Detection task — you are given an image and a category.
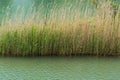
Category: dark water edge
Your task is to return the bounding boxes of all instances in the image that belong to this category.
[0,53,120,57]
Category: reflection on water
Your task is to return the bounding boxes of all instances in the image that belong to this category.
[0,57,120,80]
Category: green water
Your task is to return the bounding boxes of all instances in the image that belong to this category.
[0,57,120,80]
[0,1,120,79]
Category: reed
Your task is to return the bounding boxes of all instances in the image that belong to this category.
[0,1,120,56]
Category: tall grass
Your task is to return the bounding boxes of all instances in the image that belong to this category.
[0,1,120,56]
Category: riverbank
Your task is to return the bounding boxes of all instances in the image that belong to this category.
[0,1,120,56]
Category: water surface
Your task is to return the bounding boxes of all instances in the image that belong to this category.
[0,57,120,80]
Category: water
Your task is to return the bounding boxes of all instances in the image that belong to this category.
[0,1,120,79]
[0,57,120,80]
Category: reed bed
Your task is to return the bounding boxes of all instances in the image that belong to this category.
[0,1,120,56]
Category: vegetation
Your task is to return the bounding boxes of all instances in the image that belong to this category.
[0,1,120,56]
[89,0,119,18]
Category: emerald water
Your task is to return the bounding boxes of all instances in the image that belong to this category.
[0,57,120,80]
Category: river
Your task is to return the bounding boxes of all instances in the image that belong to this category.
[0,0,120,80]
[0,57,120,80]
